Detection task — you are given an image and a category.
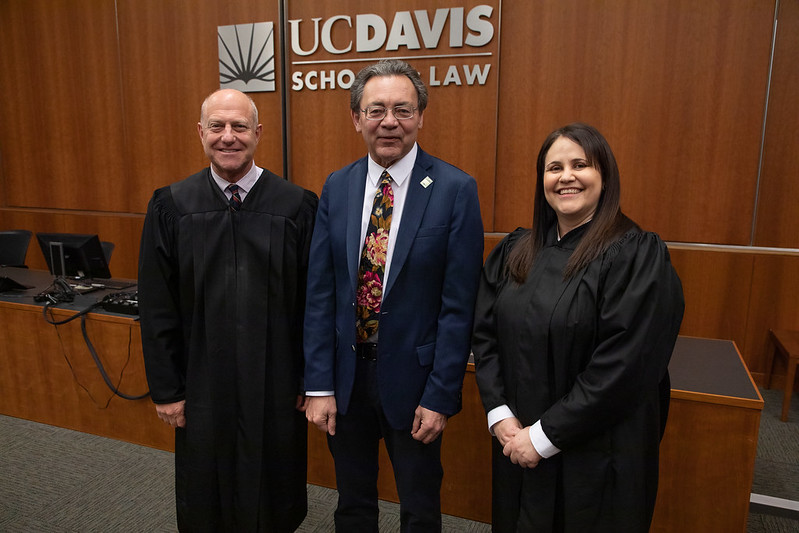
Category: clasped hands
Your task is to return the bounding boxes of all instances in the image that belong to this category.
[492,417,542,469]
[305,396,447,444]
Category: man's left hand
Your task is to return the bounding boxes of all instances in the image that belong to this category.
[411,406,448,444]
[502,425,542,468]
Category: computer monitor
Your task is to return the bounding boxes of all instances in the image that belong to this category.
[35,233,112,280]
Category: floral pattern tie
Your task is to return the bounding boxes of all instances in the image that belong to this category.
[356,171,394,342]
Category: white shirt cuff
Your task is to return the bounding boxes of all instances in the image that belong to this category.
[305,391,334,396]
[486,405,516,435]
[529,420,561,458]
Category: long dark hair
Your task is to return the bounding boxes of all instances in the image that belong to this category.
[507,123,636,283]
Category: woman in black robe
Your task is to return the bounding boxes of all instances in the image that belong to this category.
[472,123,684,532]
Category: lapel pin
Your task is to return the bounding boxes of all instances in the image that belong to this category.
[420,176,433,188]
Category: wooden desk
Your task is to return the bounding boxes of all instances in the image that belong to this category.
[0,267,172,450]
[0,276,761,528]
[651,336,763,532]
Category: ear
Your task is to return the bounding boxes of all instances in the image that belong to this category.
[418,110,424,129]
[254,123,263,143]
[351,109,362,132]
[197,122,204,140]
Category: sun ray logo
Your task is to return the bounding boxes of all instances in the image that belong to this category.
[218,22,276,92]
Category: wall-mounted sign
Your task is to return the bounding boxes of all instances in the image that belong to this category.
[287,5,498,92]
[218,22,276,92]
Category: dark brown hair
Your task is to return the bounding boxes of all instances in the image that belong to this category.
[507,123,636,283]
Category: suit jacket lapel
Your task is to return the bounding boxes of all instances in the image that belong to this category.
[384,150,435,298]
[347,158,369,295]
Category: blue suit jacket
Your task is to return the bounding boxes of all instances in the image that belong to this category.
[304,148,484,429]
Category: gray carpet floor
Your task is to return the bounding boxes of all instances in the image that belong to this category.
[0,388,796,532]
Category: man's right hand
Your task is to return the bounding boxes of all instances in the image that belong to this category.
[306,396,337,435]
[492,416,523,447]
[155,400,186,428]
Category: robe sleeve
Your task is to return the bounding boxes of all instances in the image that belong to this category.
[294,189,319,392]
[472,228,527,414]
[540,231,684,449]
[138,188,186,404]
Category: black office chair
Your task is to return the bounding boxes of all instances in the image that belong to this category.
[0,230,33,267]
[101,241,115,264]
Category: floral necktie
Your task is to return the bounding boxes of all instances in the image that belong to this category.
[356,171,394,342]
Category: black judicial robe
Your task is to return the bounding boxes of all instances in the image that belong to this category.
[138,168,318,532]
[473,223,684,533]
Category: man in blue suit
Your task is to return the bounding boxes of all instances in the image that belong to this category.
[304,59,484,532]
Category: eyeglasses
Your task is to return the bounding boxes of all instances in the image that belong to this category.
[360,105,417,121]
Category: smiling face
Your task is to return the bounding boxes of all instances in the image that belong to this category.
[351,75,424,168]
[543,136,603,235]
[197,89,262,183]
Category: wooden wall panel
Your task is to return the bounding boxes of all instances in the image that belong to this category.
[0,0,127,212]
[743,253,799,381]
[285,1,499,231]
[115,0,285,214]
[0,302,172,450]
[0,209,144,280]
[494,0,773,243]
[754,0,799,247]
[667,247,754,350]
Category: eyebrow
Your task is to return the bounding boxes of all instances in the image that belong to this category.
[365,100,413,107]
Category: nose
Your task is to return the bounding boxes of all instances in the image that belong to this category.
[559,166,575,182]
[221,125,236,142]
[380,111,399,127]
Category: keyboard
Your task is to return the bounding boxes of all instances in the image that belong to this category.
[99,291,139,315]
[67,278,137,293]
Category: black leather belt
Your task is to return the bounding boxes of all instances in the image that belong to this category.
[356,342,378,361]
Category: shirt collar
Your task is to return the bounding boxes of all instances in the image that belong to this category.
[210,162,262,193]
[366,143,417,187]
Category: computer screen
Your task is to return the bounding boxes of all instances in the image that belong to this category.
[35,233,112,280]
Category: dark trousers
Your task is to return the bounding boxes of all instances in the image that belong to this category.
[327,358,443,533]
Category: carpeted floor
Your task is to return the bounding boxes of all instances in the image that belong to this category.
[0,388,796,532]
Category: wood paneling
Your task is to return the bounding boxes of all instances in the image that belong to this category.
[0,209,144,279]
[494,0,773,243]
[667,246,754,349]
[652,397,760,532]
[0,301,172,450]
[285,1,499,231]
[744,253,799,380]
[115,0,285,214]
[754,0,799,247]
[0,0,127,212]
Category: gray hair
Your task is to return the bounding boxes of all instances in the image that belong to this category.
[200,89,259,126]
[349,59,428,112]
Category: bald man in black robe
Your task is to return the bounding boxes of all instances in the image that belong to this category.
[138,89,317,532]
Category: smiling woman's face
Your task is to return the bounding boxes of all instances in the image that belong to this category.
[543,136,603,235]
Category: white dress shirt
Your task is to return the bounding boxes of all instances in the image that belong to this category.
[359,143,417,292]
[210,162,263,202]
